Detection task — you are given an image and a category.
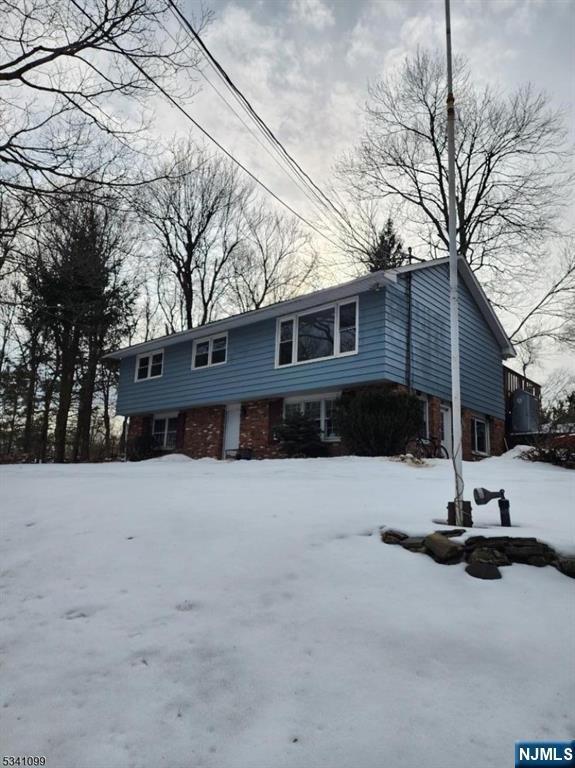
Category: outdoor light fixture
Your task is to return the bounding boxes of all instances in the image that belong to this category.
[473,488,511,527]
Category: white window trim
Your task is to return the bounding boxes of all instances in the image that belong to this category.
[274,297,359,369]
[191,332,228,370]
[152,412,179,450]
[283,392,341,442]
[134,349,164,382]
[471,414,491,456]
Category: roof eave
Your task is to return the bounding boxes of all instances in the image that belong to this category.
[103,270,396,361]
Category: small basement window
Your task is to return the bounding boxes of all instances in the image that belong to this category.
[192,334,228,369]
[472,416,490,455]
[135,350,163,381]
[152,415,178,450]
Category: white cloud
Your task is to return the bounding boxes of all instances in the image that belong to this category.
[289,0,335,30]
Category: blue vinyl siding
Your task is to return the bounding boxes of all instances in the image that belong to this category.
[116,263,505,419]
[117,291,387,415]
[383,264,504,418]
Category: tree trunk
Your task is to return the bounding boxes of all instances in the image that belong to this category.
[22,332,39,454]
[5,387,19,455]
[39,376,55,462]
[102,368,112,458]
[54,325,81,462]
[76,336,100,462]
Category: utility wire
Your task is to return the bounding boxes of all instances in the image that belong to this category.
[156,18,336,231]
[69,0,342,249]
[166,0,361,241]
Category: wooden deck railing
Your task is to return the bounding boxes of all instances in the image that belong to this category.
[503,365,541,401]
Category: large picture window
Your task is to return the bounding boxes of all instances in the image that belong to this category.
[135,350,163,381]
[276,298,358,367]
[192,334,228,369]
[283,395,340,441]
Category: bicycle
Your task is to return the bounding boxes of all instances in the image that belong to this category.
[404,435,449,459]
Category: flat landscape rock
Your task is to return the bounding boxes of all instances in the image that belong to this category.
[381,529,409,545]
[554,558,575,579]
[467,547,512,567]
[465,562,502,580]
[400,536,427,552]
[424,533,464,564]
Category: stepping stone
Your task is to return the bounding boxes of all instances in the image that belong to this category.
[465,563,502,580]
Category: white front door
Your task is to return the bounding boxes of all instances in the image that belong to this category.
[440,404,452,457]
[223,404,241,457]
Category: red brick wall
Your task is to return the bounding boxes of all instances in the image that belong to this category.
[490,416,506,456]
[461,409,506,460]
[127,415,149,441]
[239,399,284,459]
[127,389,507,462]
[182,406,225,459]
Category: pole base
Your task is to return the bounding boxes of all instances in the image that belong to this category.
[447,500,473,527]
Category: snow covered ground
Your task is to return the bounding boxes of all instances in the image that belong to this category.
[1,452,574,768]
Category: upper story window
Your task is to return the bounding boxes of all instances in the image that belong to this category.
[276,298,358,367]
[192,333,228,369]
[135,350,163,381]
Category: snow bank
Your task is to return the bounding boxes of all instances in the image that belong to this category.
[1,453,573,768]
[144,452,194,463]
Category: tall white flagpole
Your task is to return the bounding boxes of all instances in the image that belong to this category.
[444,0,465,525]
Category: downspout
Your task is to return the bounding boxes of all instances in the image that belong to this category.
[123,416,130,462]
[405,249,413,392]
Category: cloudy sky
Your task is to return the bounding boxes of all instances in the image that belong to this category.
[162,0,574,380]
[176,0,573,205]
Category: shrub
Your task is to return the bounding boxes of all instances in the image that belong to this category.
[274,411,328,458]
[126,434,154,461]
[522,434,575,470]
[335,386,423,456]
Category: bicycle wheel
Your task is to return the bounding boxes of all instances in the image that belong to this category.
[404,438,426,459]
[435,444,449,459]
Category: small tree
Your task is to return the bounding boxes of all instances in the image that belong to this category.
[274,412,327,458]
[336,386,423,456]
[365,217,407,272]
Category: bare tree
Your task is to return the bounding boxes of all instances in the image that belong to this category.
[505,238,575,349]
[137,143,252,329]
[339,49,574,347]
[341,50,571,268]
[226,203,317,313]
[0,0,211,195]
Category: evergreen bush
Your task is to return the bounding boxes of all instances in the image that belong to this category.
[336,386,423,456]
[274,411,328,458]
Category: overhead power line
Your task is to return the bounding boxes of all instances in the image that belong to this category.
[70,0,342,249]
[156,18,336,230]
[165,0,361,240]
